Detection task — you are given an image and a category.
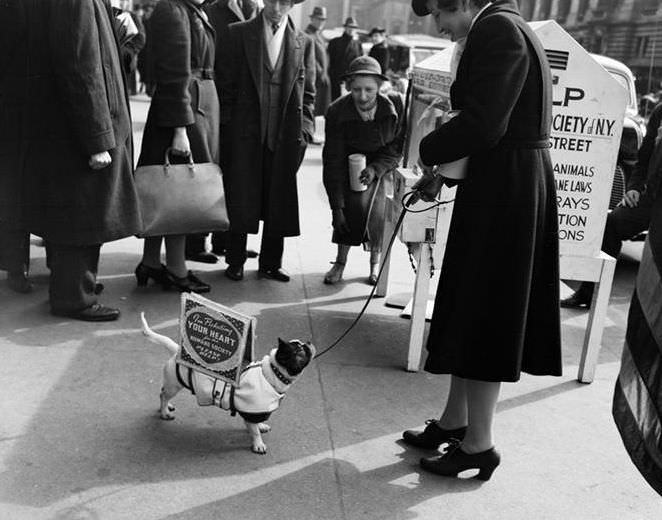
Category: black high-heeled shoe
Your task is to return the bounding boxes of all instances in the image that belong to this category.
[135,263,171,289]
[162,267,210,293]
[420,439,501,481]
[402,420,467,450]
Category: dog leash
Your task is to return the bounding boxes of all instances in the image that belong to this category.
[314,190,454,360]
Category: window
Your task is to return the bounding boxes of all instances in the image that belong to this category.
[635,35,649,58]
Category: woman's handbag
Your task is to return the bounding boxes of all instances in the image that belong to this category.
[134,149,229,237]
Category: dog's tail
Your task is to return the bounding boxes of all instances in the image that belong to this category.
[140,312,179,356]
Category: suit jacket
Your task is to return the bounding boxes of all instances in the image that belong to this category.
[218,14,315,236]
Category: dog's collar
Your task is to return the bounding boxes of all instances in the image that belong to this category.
[270,362,293,386]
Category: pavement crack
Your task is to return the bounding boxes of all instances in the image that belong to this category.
[297,243,348,520]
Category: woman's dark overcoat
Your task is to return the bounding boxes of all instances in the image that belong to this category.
[15,0,142,246]
[138,0,220,168]
[218,15,316,237]
[323,92,404,249]
[419,0,562,382]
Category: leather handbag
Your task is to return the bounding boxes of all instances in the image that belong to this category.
[134,149,229,237]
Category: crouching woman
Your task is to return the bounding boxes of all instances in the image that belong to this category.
[322,56,405,285]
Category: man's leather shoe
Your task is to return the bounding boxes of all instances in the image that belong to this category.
[52,303,120,322]
[7,271,32,294]
[225,265,244,281]
[185,252,218,264]
[258,267,290,282]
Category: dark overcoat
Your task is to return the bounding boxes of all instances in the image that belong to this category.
[17,0,141,246]
[305,24,331,117]
[368,41,390,75]
[218,15,316,237]
[419,0,562,382]
[138,0,220,168]
[327,33,362,84]
[0,0,28,230]
[323,92,404,248]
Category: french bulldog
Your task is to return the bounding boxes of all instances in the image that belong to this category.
[140,312,315,454]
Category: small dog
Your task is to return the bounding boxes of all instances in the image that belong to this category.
[140,313,315,454]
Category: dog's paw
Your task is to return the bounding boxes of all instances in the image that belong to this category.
[251,440,267,454]
[160,412,175,421]
[258,423,271,433]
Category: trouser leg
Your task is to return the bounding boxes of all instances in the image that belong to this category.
[259,235,284,270]
[211,231,229,254]
[601,203,651,259]
[185,233,208,255]
[48,243,100,313]
[0,225,29,273]
[226,232,248,267]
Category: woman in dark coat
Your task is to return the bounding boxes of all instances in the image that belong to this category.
[401,0,562,480]
[322,56,404,285]
[135,0,220,293]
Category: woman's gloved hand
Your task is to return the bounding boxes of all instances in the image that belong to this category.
[359,165,377,185]
[332,208,350,234]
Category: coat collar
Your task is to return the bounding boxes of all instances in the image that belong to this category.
[474,0,520,26]
[335,93,398,124]
[182,0,216,34]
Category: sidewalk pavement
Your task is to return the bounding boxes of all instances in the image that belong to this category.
[0,98,659,520]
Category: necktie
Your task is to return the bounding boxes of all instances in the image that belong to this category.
[272,23,279,35]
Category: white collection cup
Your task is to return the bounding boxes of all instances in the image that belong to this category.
[348,153,368,192]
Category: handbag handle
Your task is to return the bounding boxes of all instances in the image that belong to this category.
[164,147,195,174]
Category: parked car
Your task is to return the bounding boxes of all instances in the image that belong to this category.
[591,53,646,209]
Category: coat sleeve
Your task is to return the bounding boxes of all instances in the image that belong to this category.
[627,104,662,193]
[302,35,316,139]
[49,0,116,155]
[322,104,347,210]
[419,14,529,166]
[218,23,239,126]
[148,0,194,127]
[369,94,405,177]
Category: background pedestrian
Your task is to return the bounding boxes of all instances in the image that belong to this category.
[328,16,363,101]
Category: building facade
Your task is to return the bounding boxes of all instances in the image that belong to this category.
[522,0,662,94]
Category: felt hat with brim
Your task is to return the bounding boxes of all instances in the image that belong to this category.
[411,0,432,16]
[310,6,327,19]
[341,56,388,81]
[343,16,359,28]
[368,26,386,36]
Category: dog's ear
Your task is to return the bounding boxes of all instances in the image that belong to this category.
[277,337,290,351]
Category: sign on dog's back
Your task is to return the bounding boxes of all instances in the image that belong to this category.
[177,293,256,386]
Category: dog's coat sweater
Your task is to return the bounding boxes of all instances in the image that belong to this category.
[176,355,285,423]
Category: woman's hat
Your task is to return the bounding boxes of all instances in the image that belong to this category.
[368,27,386,36]
[343,16,359,28]
[310,6,327,19]
[411,0,431,16]
[341,56,388,81]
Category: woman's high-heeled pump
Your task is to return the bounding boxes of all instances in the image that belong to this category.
[135,263,171,289]
[402,419,467,450]
[420,439,501,481]
[162,267,210,294]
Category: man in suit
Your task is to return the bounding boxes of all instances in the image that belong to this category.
[304,6,331,120]
[327,16,362,101]
[218,0,315,282]
[562,102,662,308]
[11,0,142,321]
[184,0,262,264]
[368,27,390,75]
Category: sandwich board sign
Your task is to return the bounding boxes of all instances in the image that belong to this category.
[409,20,627,257]
[177,293,255,386]
[530,20,627,257]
